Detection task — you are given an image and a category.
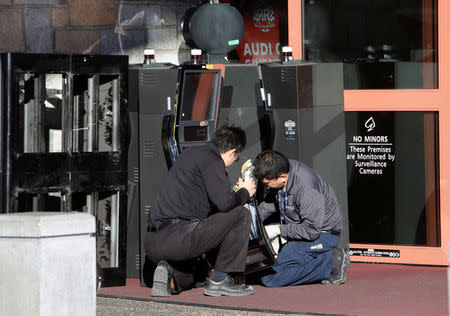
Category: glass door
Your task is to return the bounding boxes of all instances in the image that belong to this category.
[288,0,449,265]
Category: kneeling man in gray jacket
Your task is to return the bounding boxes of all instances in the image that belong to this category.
[254,150,349,287]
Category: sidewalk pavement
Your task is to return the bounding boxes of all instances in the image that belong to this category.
[97,296,310,316]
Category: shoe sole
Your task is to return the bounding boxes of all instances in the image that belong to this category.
[332,249,350,285]
[204,288,254,297]
[151,263,171,297]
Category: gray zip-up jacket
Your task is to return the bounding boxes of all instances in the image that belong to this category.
[258,160,343,241]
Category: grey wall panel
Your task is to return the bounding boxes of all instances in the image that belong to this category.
[221,65,262,109]
[136,67,178,115]
[270,109,300,161]
[310,63,344,108]
[138,113,170,284]
[126,111,140,278]
[219,64,266,182]
[262,63,344,110]
[127,65,178,280]
[218,107,267,182]
[298,105,349,247]
[128,71,139,112]
[261,65,298,109]
[261,62,349,248]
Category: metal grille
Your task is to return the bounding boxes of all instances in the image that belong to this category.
[140,72,156,85]
[143,140,154,158]
[281,68,296,84]
[135,254,141,270]
[133,167,139,184]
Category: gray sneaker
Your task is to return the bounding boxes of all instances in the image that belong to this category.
[151,261,172,297]
[204,276,254,297]
[321,248,350,285]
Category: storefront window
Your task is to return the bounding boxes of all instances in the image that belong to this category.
[303,0,437,89]
[233,0,288,64]
[346,111,440,246]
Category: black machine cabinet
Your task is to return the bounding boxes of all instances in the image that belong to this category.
[218,64,273,180]
[135,64,225,285]
[177,63,277,274]
[133,63,278,285]
[127,64,179,280]
[217,63,277,273]
[176,66,222,153]
[259,62,349,248]
[0,53,129,286]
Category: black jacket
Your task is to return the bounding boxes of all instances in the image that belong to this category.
[148,142,250,228]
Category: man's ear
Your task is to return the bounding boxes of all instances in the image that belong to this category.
[221,149,235,157]
[222,148,236,155]
[279,173,288,183]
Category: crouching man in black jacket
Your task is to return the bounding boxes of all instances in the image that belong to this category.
[145,124,256,297]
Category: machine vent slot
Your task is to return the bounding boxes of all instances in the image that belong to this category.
[143,140,154,158]
[144,205,151,215]
[135,254,140,270]
[281,68,296,84]
[133,167,139,183]
[140,72,156,85]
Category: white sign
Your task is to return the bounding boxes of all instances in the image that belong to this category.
[347,116,395,176]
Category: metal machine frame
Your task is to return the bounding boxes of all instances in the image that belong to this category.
[0,53,129,286]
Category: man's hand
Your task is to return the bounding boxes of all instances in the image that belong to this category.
[265,224,281,240]
[238,176,256,197]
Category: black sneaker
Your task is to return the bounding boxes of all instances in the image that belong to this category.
[321,248,350,285]
[204,275,254,297]
[151,261,172,297]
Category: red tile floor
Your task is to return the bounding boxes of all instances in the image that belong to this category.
[99,263,449,315]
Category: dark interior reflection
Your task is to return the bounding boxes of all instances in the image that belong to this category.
[303,0,437,89]
[346,111,440,246]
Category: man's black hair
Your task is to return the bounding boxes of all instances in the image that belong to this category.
[254,150,290,181]
[211,124,246,154]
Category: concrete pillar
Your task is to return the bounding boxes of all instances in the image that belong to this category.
[0,212,96,316]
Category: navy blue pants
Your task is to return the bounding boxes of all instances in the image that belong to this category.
[261,232,340,287]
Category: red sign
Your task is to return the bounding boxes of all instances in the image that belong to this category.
[235,0,281,64]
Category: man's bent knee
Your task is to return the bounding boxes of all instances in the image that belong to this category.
[230,205,251,228]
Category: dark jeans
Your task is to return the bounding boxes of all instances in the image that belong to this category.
[261,232,340,287]
[144,206,251,292]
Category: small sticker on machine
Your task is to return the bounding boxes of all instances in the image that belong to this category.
[284,120,296,140]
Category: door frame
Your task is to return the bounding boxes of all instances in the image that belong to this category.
[287,0,449,265]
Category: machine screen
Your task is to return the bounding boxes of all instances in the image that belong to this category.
[183,126,208,141]
[180,71,219,121]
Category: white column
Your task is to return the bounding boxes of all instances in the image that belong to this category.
[0,212,96,316]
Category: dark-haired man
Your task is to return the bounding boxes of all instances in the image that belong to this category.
[145,124,256,297]
[253,150,349,287]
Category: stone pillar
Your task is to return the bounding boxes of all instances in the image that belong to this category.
[0,212,96,316]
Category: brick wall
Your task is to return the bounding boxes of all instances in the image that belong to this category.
[0,0,197,64]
